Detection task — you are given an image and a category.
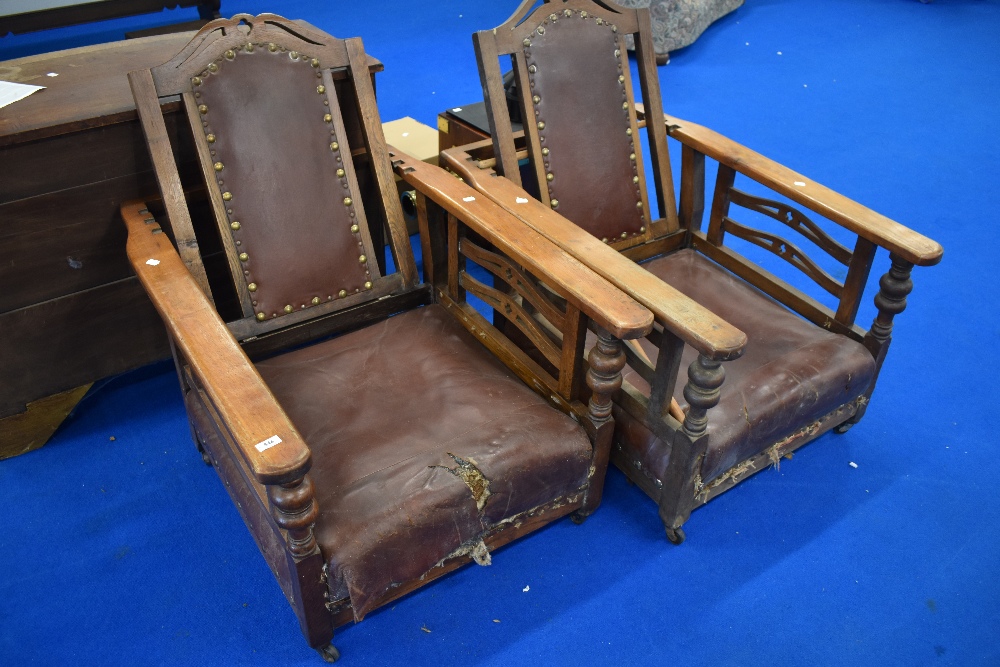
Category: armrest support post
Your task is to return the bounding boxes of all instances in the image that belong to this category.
[579,329,627,516]
[867,253,914,354]
[267,474,320,559]
[681,355,725,441]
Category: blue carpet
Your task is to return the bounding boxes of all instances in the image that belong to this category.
[2,1,998,665]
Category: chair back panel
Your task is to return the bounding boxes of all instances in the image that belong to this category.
[525,13,646,242]
[195,46,376,321]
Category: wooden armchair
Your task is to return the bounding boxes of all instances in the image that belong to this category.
[122,14,652,661]
[444,0,943,544]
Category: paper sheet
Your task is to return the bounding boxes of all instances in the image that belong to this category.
[0,80,45,110]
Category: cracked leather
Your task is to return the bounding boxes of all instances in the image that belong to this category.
[524,14,645,240]
[609,250,875,484]
[256,305,592,619]
[198,49,370,319]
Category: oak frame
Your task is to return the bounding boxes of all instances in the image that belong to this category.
[452,0,943,543]
[122,13,652,660]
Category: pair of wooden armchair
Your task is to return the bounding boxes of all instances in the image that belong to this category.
[122,3,940,662]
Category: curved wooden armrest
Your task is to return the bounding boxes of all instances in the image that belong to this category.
[388,148,654,341]
[440,147,747,362]
[646,108,943,267]
[121,200,311,486]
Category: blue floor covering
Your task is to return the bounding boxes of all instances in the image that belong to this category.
[1,1,998,665]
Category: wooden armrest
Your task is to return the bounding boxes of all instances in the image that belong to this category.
[388,148,653,341]
[637,105,943,267]
[121,200,311,485]
[440,147,747,362]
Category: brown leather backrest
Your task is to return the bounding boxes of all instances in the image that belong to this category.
[475,0,678,248]
[136,14,416,336]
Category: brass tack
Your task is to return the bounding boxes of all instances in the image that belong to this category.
[290,51,299,60]
[619,75,625,83]
[337,168,346,177]
[550,199,559,209]
[208,63,219,73]
[546,173,554,181]
[612,24,618,32]
[198,104,209,114]
[615,49,621,58]
[523,38,531,47]
[311,296,320,305]
[633,176,640,183]
[230,221,240,230]
[344,197,353,206]
[214,162,224,172]
[364,281,373,290]
[268,43,277,52]
[596,18,604,25]
[529,64,537,73]
[626,128,632,135]
[640,226,646,232]
[222,191,232,201]
[324,113,333,123]
[245,43,255,52]
[311,58,320,67]
[239,252,249,261]
[192,76,202,86]
[629,153,636,161]
[247,283,257,292]
[350,224,359,233]
[284,305,293,313]
[256,312,266,321]
[601,237,608,243]
[541,147,550,156]
[317,85,326,94]
[338,289,347,298]
[225,49,235,60]
[564,9,572,17]
[621,231,628,239]
[206,134,216,143]
[359,254,367,263]
[550,13,558,21]
[537,26,545,35]
[622,102,629,110]
[636,201,643,209]
[581,11,588,18]
[533,95,541,104]
[330,141,339,151]
[537,121,545,130]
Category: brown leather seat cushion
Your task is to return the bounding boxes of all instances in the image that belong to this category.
[256,305,592,619]
[615,249,875,485]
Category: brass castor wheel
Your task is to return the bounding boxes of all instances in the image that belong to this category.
[570,511,588,525]
[318,644,340,663]
[665,527,685,545]
[834,421,854,434]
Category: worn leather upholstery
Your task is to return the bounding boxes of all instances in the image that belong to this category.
[197,46,373,320]
[256,305,592,619]
[614,250,875,485]
[524,11,645,241]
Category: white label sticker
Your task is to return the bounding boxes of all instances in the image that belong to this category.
[145,258,160,266]
[452,107,463,112]
[47,72,59,77]
[515,197,529,204]
[462,196,476,202]
[793,181,806,187]
[254,435,283,452]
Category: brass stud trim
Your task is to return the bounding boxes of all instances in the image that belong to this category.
[324,113,333,123]
[224,49,235,60]
[550,199,559,209]
[245,43,255,53]
[541,147,550,156]
[268,43,277,52]
[364,281,373,290]
[633,176,640,183]
[636,201,643,209]
[338,289,347,298]
[359,255,367,264]
[330,141,339,151]
[629,153,636,161]
[317,85,326,94]
[198,104,209,114]
[621,232,628,239]
[564,9,572,17]
[523,38,531,47]
[230,221,241,230]
[537,121,545,130]
[619,75,625,83]
[289,51,299,60]
[311,296,320,305]
[615,49,621,58]
[343,197,353,206]
[311,58,320,68]
[528,64,537,73]
[239,252,249,262]
[350,224,359,233]
[626,128,632,136]
[214,162,224,172]
[622,102,629,110]
[206,134,216,143]
[283,305,293,313]
[256,312,266,321]
[337,168,346,178]
[248,283,257,292]
[537,26,545,35]
[192,76,202,86]
[222,192,232,201]
[640,226,646,233]
[532,95,540,104]
[208,63,219,73]
[546,173,554,181]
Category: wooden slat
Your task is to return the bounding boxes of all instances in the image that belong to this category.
[706,163,736,246]
[473,30,523,187]
[721,216,844,298]
[835,236,878,326]
[122,200,310,484]
[679,145,705,233]
[647,328,684,421]
[128,68,214,299]
[512,49,551,207]
[557,305,587,402]
[343,37,418,287]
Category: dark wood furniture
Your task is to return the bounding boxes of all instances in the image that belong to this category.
[0,32,380,460]
[0,0,218,37]
[445,0,943,543]
[124,14,652,660]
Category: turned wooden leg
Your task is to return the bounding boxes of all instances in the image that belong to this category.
[838,253,915,432]
[658,354,725,544]
[576,329,626,519]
